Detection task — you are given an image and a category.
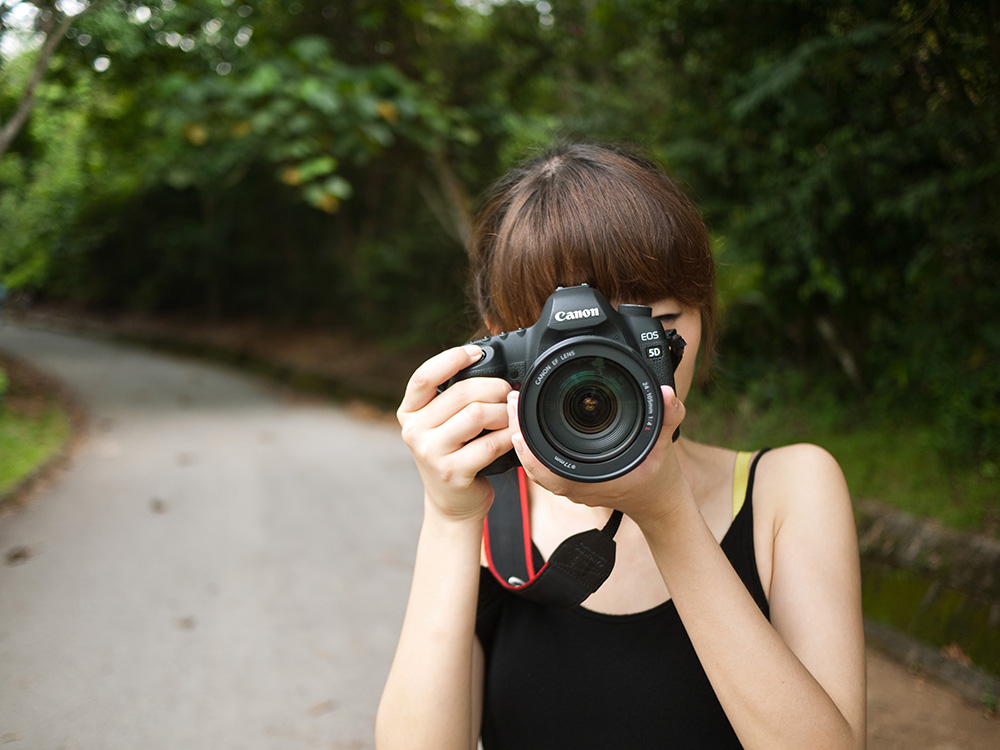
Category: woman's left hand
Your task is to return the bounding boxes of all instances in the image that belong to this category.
[506,385,692,526]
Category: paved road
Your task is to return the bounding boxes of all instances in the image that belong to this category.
[1,324,998,749]
[0,325,423,749]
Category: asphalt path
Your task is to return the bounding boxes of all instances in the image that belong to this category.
[0,324,423,749]
[1,323,998,749]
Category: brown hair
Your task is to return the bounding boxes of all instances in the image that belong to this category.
[468,143,718,379]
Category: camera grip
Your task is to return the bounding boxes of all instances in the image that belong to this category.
[479,448,521,477]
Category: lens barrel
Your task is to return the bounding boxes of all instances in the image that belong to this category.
[519,339,663,482]
[538,356,643,462]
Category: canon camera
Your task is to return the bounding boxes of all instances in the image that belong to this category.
[446,284,685,482]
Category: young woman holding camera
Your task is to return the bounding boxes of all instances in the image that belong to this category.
[375,143,866,749]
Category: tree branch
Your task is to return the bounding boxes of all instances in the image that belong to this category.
[815,315,864,391]
[0,0,111,160]
[419,150,473,245]
[0,9,74,159]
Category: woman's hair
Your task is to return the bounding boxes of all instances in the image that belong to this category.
[468,142,718,379]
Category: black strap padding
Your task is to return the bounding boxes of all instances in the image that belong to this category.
[514,527,618,607]
[485,470,619,608]
[485,471,534,585]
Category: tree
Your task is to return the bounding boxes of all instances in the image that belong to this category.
[647,0,999,463]
[0,0,480,335]
[0,0,108,159]
[2,0,996,462]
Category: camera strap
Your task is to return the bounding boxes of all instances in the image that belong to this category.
[483,469,622,608]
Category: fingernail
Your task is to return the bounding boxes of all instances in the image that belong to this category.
[464,344,483,359]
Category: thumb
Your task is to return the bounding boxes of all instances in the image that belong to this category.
[662,385,686,438]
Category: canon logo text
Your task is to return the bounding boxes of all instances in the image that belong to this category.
[554,307,600,322]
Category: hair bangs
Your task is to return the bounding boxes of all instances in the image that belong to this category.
[468,143,717,378]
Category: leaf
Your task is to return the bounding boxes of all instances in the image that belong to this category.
[289,36,333,65]
[303,183,340,213]
[246,63,283,96]
[376,100,400,123]
[360,121,395,149]
[297,155,338,181]
[298,78,342,114]
[322,175,352,199]
[731,22,894,120]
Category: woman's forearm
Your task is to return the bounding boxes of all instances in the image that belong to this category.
[375,499,485,750]
[639,494,864,750]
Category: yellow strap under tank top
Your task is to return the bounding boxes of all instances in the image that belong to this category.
[732,451,754,519]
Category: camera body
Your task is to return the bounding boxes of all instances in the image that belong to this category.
[447,284,685,482]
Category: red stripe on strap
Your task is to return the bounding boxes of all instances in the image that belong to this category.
[518,468,536,578]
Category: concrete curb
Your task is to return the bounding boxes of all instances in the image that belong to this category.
[857,499,1000,603]
[865,620,1000,710]
[857,500,1000,699]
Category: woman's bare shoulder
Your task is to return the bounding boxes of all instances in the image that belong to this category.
[757,443,848,491]
[754,443,854,540]
[760,442,845,479]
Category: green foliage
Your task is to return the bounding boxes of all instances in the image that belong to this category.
[649,0,1000,468]
[0,0,476,334]
[153,32,473,212]
[1,0,997,480]
[690,382,998,535]
[0,69,132,290]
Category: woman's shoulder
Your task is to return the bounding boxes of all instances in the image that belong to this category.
[756,443,848,495]
[753,443,853,540]
[741,444,856,606]
[684,440,848,507]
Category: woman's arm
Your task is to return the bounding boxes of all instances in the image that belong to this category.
[638,444,866,750]
[375,346,513,750]
[375,504,487,750]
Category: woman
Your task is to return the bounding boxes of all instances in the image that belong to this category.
[376,143,866,749]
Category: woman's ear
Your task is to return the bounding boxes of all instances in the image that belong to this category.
[484,316,502,336]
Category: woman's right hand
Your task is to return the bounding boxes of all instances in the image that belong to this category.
[397,345,514,522]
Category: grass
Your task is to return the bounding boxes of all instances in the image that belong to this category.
[685,383,998,537]
[0,356,73,500]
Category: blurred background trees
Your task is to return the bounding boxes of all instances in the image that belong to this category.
[1,0,997,471]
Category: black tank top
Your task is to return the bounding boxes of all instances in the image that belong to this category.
[475,451,770,749]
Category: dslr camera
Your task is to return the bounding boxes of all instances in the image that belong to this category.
[446,284,685,482]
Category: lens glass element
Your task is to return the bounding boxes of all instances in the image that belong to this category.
[538,356,643,461]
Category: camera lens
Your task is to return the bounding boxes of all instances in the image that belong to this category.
[538,356,643,461]
[564,382,617,434]
[520,338,665,482]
